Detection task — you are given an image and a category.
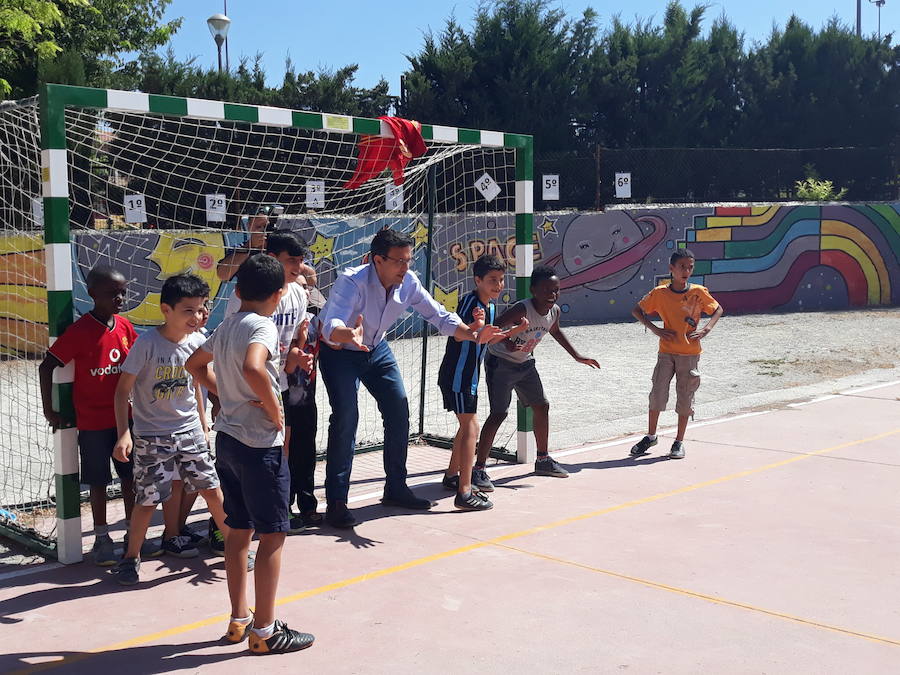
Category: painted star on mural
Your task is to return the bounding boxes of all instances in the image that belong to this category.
[538,215,558,237]
[411,219,429,249]
[432,283,459,314]
[308,231,335,264]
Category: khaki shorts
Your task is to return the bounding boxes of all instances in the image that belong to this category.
[648,353,701,417]
[133,428,219,506]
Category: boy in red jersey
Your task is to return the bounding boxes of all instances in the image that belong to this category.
[38,265,141,565]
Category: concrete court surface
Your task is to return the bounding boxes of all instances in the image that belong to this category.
[0,380,898,674]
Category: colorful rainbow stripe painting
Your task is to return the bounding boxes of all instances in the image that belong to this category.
[686,205,900,312]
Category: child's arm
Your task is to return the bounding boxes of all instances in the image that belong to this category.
[195,384,209,435]
[455,306,507,344]
[285,317,311,373]
[688,305,724,340]
[489,303,528,350]
[549,319,600,368]
[185,347,218,397]
[38,355,64,429]
[243,343,284,432]
[497,316,529,343]
[112,372,136,462]
[631,304,676,342]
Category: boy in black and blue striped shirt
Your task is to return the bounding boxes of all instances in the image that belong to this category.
[438,255,525,511]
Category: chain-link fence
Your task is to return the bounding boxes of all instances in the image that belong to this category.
[531,146,899,210]
[595,146,899,206]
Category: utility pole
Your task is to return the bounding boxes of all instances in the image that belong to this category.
[857,0,862,37]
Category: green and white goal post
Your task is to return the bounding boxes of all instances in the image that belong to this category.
[37,83,534,563]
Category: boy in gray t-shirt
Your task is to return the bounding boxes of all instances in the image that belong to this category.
[476,265,600,486]
[186,254,315,655]
[112,274,230,585]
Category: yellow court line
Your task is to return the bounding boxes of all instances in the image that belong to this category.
[492,543,900,647]
[14,428,900,673]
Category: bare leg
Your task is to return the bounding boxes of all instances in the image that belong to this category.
[121,478,135,521]
[676,414,689,442]
[454,414,478,495]
[198,487,231,539]
[532,404,550,456]
[161,481,183,540]
[476,412,507,466]
[225,528,252,619]
[648,409,661,436]
[89,485,107,527]
[178,491,200,531]
[124,504,155,558]
[252,531,287,628]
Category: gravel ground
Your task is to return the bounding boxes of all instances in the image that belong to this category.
[2,307,899,566]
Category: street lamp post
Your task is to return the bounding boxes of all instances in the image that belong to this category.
[206,13,232,74]
[869,0,886,40]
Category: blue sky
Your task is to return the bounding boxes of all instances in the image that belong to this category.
[160,1,899,95]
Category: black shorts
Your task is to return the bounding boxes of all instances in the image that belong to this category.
[440,385,478,414]
[78,428,134,486]
[215,432,290,534]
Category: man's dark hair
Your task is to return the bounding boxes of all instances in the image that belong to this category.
[236,253,285,302]
[266,229,308,258]
[371,228,414,258]
[85,265,125,290]
[530,264,558,288]
[473,254,506,279]
[160,273,210,307]
[670,248,695,265]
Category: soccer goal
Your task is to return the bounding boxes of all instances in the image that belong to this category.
[0,84,535,562]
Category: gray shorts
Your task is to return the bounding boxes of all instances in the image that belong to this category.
[649,353,701,417]
[485,354,548,415]
[133,427,219,506]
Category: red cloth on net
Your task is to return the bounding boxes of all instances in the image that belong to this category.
[342,116,427,189]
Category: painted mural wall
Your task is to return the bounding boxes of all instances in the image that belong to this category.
[1,203,897,356]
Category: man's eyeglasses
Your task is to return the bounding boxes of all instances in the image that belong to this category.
[380,255,413,267]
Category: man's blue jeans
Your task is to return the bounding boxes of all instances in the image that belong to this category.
[319,340,409,503]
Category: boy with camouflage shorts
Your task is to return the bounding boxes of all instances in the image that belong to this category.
[112,274,230,585]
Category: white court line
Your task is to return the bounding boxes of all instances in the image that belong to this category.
[839,379,900,396]
[788,379,900,407]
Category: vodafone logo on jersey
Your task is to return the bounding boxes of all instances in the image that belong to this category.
[89,347,123,377]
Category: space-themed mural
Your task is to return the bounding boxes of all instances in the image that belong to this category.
[1,203,898,355]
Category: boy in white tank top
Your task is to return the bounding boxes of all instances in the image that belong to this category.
[474,265,600,489]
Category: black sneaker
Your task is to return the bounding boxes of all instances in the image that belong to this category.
[287,516,307,535]
[300,510,323,527]
[454,491,494,511]
[381,487,434,510]
[113,556,140,585]
[630,435,659,457]
[208,518,225,556]
[441,473,459,491]
[181,525,208,546]
[92,534,116,566]
[534,456,569,477]
[669,440,686,459]
[325,501,357,529]
[249,619,315,654]
[471,467,494,492]
[162,535,199,558]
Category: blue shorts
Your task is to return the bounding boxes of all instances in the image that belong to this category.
[78,428,134,486]
[215,432,290,534]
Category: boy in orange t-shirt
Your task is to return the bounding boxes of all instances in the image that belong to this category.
[630,249,723,459]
